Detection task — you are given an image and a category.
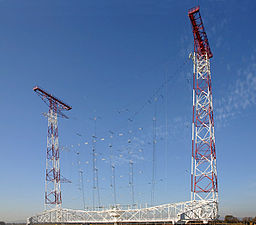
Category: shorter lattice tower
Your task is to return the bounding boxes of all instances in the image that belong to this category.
[33,86,72,210]
[188,6,218,219]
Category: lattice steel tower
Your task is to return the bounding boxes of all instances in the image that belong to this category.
[33,86,72,209]
[188,6,218,217]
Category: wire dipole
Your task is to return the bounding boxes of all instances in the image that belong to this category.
[76,151,86,210]
[109,131,117,206]
[127,128,135,207]
[129,160,134,206]
[91,116,101,209]
[111,165,117,205]
[96,168,101,207]
[79,170,86,210]
[164,71,168,194]
[92,137,96,209]
[151,97,157,206]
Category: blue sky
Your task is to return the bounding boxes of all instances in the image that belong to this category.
[0,0,256,222]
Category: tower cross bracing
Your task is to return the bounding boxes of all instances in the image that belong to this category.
[189,6,218,218]
[33,86,72,210]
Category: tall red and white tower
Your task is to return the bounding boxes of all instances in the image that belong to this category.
[188,6,218,218]
[33,86,72,210]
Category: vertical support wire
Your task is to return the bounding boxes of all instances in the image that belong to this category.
[151,97,157,206]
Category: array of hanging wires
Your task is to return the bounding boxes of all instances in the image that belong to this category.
[61,124,147,208]
[62,102,167,208]
[60,51,192,209]
[92,116,101,209]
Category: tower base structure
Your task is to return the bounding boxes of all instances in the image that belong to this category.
[27,200,218,225]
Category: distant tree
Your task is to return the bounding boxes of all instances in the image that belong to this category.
[224,215,239,223]
[243,217,252,223]
[0,222,5,225]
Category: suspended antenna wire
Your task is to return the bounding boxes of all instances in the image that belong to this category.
[128,58,190,122]
[127,127,135,206]
[76,151,86,209]
[112,165,117,205]
[92,139,96,209]
[91,116,101,209]
[129,160,135,206]
[151,97,157,206]
[79,170,86,210]
[164,71,168,193]
[96,168,101,207]
[109,131,117,205]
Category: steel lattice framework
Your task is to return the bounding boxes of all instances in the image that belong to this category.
[188,6,218,217]
[33,86,72,210]
[27,200,217,224]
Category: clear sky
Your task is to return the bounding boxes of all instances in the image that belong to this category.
[0,0,256,222]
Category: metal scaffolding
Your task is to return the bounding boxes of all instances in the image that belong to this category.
[27,200,217,224]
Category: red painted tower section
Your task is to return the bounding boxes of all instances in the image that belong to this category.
[188,6,213,59]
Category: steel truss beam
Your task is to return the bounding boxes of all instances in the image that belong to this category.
[27,200,217,224]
